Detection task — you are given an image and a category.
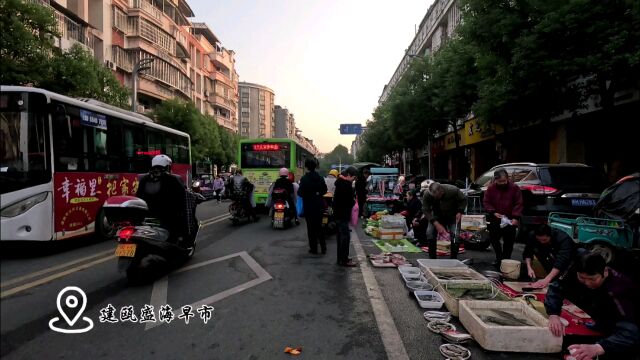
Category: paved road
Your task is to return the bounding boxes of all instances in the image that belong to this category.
[1,200,572,359]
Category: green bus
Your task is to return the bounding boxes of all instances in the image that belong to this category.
[238,138,315,205]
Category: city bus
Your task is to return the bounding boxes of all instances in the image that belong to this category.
[238,138,315,205]
[0,86,191,241]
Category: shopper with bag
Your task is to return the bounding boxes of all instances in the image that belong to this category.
[334,166,359,267]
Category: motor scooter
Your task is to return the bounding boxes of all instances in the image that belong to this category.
[271,188,293,229]
[104,193,204,283]
[228,193,256,225]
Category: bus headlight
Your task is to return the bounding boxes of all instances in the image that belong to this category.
[1,192,48,218]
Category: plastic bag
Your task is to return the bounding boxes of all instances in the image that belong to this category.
[500,216,512,228]
[351,202,359,226]
[297,196,304,217]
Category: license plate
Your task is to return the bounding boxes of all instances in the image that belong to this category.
[322,217,328,224]
[115,243,137,257]
[571,199,597,207]
[275,212,284,219]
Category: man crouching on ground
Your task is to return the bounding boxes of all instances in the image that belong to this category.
[544,251,640,359]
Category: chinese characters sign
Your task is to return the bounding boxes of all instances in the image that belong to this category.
[54,172,140,236]
[252,143,281,151]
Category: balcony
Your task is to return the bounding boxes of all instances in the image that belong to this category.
[49,7,94,52]
[212,71,232,87]
[215,115,237,131]
[207,93,235,110]
[127,17,177,56]
[208,51,234,71]
[129,0,163,21]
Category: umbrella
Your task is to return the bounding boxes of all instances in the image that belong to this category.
[352,162,381,170]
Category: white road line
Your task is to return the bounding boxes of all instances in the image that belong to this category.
[351,226,410,360]
[145,251,272,330]
[201,214,231,227]
[0,255,116,299]
[1,249,114,289]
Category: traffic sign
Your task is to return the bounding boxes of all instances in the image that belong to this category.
[339,124,363,135]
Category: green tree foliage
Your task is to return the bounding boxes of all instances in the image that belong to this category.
[153,99,238,167]
[0,1,129,108]
[0,0,58,85]
[41,45,129,108]
[319,144,354,174]
[361,0,639,161]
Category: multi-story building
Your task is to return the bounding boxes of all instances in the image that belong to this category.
[35,0,240,131]
[238,82,275,138]
[274,105,297,139]
[379,0,461,104]
[191,22,239,132]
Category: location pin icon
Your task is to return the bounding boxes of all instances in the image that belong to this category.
[56,286,88,327]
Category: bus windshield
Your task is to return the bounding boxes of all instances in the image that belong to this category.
[0,92,51,195]
[240,142,290,169]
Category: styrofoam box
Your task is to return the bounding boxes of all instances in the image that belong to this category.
[423,267,491,286]
[459,300,562,353]
[437,282,512,317]
[417,259,468,275]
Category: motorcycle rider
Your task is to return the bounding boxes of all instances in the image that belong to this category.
[136,154,190,245]
[230,168,258,222]
[325,169,339,194]
[271,168,296,220]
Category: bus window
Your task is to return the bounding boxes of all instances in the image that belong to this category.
[0,92,51,194]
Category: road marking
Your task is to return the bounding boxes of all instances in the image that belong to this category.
[1,212,228,298]
[0,254,115,299]
[145,251,272,330]
[351,226,410,360]
[0,249,114,289]
[201,214,231,228]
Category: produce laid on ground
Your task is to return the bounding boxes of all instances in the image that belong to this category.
[368,252,410,267]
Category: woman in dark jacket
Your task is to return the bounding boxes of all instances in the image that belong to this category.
[333,167,359,266]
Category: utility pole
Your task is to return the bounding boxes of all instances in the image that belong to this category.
[131,58,155,112]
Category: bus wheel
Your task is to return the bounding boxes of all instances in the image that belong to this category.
[96,208,116,240]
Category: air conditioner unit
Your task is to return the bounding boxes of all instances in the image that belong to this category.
[104,60,116,71]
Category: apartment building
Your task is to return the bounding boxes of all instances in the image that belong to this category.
[379,0,461,104]
[238,82,275,139]
[274,105,297,139]
[35,0,240,132]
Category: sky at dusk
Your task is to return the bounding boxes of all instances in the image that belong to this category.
[188,1,434,153]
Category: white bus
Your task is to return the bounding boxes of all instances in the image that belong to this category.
[0,86,191,241]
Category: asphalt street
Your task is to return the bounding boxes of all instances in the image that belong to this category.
[1,199,570,360]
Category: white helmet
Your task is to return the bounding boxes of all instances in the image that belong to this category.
[151,154,172,168]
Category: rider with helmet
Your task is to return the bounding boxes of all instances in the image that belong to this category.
[230,168,258,222]
[325,169,339,194]
[271,168,296,219]
[136,154,190,244]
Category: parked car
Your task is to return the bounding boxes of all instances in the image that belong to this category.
[464,163,607,241]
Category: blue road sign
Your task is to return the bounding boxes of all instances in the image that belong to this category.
[339,124,363,135]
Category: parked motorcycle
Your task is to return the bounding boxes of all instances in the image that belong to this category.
[271,188,293,229]
[104,193,204,283]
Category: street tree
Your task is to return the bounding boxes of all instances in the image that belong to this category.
[41,45,129,108]
[0,0,58,86]
[319,144,354,174]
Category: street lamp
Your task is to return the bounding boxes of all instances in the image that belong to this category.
[132,57,155,112]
